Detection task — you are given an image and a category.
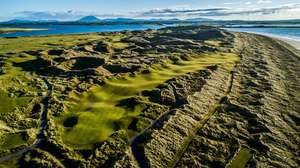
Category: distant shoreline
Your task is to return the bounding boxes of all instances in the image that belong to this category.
[0,28,47,34]
[274,37,300,50]
[223,26,300,28]
[226,28,300,50]
[252,32,300,50]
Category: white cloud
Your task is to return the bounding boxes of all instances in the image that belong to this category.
[168,4,191,9]
[257,0,272,4]
[223,2,235,5]
[136,3,300,20]
[4,3,300,21]
[12,10,125,21]
[245,2,252,5]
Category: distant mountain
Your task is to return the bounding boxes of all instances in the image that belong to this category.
[5,19,33,23]
[102,18,139,22]
[77,17,148,23]
[77,16,101,22]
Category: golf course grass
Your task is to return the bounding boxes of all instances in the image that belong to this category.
[58,52,239,149]
[0,28,47,34]
[0,33,125,55]
[228,147,254,168]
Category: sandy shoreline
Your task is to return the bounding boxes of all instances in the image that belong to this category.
[226,29,300,50]
[275,37,300,50]
[251,33,300,50]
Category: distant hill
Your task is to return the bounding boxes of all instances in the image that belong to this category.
[77,16,101,22]
[102,18,139,22]
[77,16,148,23]
[1,17,299,25]
[5,19,33,23]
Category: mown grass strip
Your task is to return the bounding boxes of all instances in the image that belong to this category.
[58,53,239,149]
[226,147,254,168]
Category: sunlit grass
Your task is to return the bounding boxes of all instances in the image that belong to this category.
[58,52,239,149]
[0,92,32,114]
[0,28,47,34]
[204,40,222,47]
[0,32,131,153]
[0,33,125,55]
[0,132,27,150]
[0,54,38,115]
[0,51,42,152]
[227,147,253,168]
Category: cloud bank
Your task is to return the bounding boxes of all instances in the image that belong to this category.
[135,3,300,19]
[7,3,300,21]
[13,10,125,21]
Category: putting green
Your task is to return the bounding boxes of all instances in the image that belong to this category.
[59,52,239,148]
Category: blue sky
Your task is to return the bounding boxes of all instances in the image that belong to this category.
[0,0,300,21]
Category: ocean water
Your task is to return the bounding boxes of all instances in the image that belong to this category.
[226,24,300,28]
[0,24,165,37]
[226,27,300,41]
[1,24,300,42]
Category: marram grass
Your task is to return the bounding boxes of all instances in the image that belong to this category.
[58,52,239,149]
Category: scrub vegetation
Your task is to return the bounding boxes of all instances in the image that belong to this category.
[0,26,299,168]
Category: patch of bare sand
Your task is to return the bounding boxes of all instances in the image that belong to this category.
[276,37,300,50]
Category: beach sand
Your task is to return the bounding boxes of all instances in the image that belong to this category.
[276,37,300,50]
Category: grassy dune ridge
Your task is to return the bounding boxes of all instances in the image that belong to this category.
[0,26,298,168]
[60,52,239,148]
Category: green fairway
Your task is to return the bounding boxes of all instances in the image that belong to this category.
[0,32,129,153]
[228,147,254,168]
[58,52,239,149]
[0,33,125,55]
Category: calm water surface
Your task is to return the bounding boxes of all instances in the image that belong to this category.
[226,27,300,41]
[1,24,299,42]
[0,24,165,37]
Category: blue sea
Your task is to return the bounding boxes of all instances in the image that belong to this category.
[225,27,300,41]
[0,24,299,42]
[0,24,165,37]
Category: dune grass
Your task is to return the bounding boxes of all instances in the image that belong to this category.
[0,50,42,153]
[0,92,32,114]
[227,147,254,168]
[0,32,129,152]
[204,40,222,47]
[0,33,125,55]
[58,52,239,149]
[0,132,27,150]
[0,54,36,117]
[0,53,40,113]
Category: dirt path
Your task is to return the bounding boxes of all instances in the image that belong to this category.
[0,79,52,163]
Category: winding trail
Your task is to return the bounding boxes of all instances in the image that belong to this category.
[0,79,52,163]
